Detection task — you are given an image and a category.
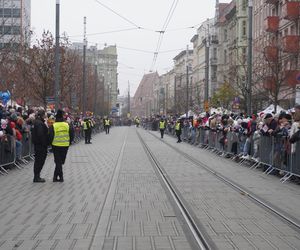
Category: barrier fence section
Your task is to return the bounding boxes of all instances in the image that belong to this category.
[0,123,102,175]
[155,125,300,183]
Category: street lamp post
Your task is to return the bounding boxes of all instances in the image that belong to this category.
[82,16,87,116]
[94,62,98,115]
[54,0,60,110]
[247,0,253,116]
[204,21,210,112]
[186,45,189,118]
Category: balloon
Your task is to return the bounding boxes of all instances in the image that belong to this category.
[0,90,11,105]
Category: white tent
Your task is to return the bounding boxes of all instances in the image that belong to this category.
[259,104,285,115]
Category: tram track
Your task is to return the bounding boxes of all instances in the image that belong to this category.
[137,129,300,249]
[145,130,300,232]
[137,130,214,250]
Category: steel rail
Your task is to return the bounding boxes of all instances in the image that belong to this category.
[148,131,300,231]
[137,130,212,250]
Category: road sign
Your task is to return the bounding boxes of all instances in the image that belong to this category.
[204,100,209,112]
[45,96,55,104]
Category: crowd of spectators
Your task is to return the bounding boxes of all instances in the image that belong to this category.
[0,104,102,168]
[141,104,300,180]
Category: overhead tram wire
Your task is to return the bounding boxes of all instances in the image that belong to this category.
[94,0,144,30]
[150,0,179,71]
[150,0,177,69]
[67,21,202,39]
[67,27,141,38]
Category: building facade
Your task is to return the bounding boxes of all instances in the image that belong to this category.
[173,49,193,115]
[191,18,217,111]
[131,72,159,117]
[0,0,31,48]
[253,0,300,109]
[72,43,118,115]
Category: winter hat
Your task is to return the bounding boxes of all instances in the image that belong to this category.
[1,119,7,129]
[37,109,45,118]
[55,109,64,119]
[10,113,18,121]
[264,113,273,120]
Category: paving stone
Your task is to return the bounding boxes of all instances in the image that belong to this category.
[2,127,299,249]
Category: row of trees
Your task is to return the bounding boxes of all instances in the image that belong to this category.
[0,31,104,114]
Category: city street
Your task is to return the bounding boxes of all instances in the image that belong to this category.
[0,127,299,250]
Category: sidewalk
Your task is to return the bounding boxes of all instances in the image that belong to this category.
[0,127,192,250]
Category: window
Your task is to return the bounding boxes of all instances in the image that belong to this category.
[0,8,21,18]
[242,21,247,36]
[224,29,228,41]
[0,25,20,35]
[242,0,247,11]
[3,26,11,35]
[12,25,20,35]
[12,9,21,18]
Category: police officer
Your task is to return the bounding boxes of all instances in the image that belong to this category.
[32,109,48,183]
[83,118,92,144]
[159,117,166,139]
[104,117,110,134]
[175,119,182,143]
[49,109,74,182]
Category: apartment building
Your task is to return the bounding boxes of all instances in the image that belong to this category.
[71,43,118,114]
[191,18,217,110]
[131,72,159,117]
[253,0,300,108]
[173,49,193,115]
[0,0,31,48]
[215,0,248,109]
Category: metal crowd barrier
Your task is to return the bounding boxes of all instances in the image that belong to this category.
[0,122,102,175]
[0,135,17,174]
[154,125,300,183]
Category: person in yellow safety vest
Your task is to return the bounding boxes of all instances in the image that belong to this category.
[135,117,140,128]
[159,118,166,139]
[104,117,110,134]
[49,109,74,182]
[83,118,92,144]
[175,119,182,143]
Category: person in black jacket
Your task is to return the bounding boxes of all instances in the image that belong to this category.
[48,109,74,182]
[31,109,49,183]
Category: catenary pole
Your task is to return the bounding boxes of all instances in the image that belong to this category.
[247,0,253,116]
[204,20,210,111]
[186,45,189,118]
[82,17,87,116]
[54,0,60,110]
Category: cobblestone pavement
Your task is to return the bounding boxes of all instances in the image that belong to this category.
[148,130,300,223]
[1,127,300,250]
[141,129,300,249]
[0,127,192,250]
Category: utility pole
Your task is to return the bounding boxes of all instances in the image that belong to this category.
[94,62,98,115]
[204,20,210,112]
[82,16,87,116]
[174,76,177,114]
[186,45,189,118]
[128,81,130,116]
[247,0,253,116]
[54,0,60,110]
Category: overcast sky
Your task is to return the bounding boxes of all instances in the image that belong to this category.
[31,0,230,96]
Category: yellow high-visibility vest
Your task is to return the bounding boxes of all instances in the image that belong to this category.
[105,119,110,126]
[83,121,88,130]
[52,122,70,147]
[159,121,165,129]
[175,122,180,131]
